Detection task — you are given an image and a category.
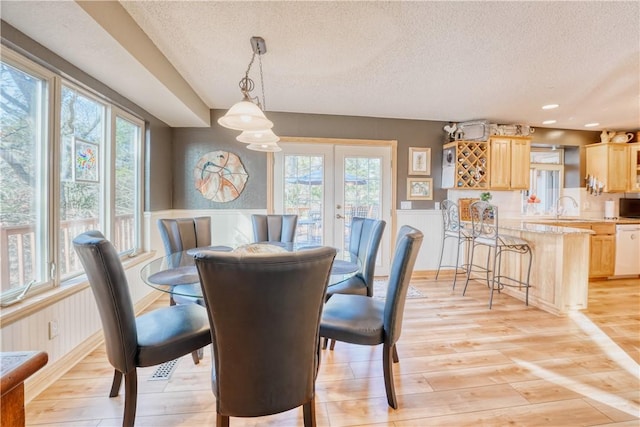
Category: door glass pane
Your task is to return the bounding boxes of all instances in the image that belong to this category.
[283,154,324,245]
[0,61,48,294]
[59,86,105,278]
[114,116,140,253]
[343,157,381,249]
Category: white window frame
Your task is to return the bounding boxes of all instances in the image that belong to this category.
[0,48,145,305]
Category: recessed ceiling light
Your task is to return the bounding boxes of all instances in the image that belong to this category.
[584,122,599,127]
[542,104,559,110]
[542,120,557,125]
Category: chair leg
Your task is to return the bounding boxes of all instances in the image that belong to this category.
[216,413,230,427]
[435,235,446,280]
[122,370,137,427]
[452,238,462,290]
[191,349,201,364]
[382,343,398,409]
[329,339,336,350]
[524,247,533,306]
[392,344,399,363]
[321,337,328,350]
[303,398,317,427]
[484,246,492,288]
[109,370,123,397]
[462,243,476,296]
[489,248,499,309]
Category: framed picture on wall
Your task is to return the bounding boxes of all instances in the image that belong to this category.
[408,147,431,175]
[407,177,433,200]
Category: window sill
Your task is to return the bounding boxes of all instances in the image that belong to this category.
[0,251,156,328]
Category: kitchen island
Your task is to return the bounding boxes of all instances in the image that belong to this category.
[468,219,593,315]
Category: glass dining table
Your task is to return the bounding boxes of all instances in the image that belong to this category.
[140,242,361,298]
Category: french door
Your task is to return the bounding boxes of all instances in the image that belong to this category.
[273,142,392,275]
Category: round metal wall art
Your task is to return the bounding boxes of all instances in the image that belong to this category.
[194,150,248,202]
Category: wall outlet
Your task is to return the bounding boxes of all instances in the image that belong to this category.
[435,202,441,210]
[48,320,59,340]
[400,201,412,210]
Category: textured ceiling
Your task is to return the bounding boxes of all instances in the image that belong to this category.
[2,1,639,131]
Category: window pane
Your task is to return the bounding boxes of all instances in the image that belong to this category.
[0,61,48,294]
[284,155,324,245]
[343,156,381,249]
[114,116,140,253]
[59,86,105,278]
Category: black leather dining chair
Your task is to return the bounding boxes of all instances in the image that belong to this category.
[323,217,385,350]
[157,216,212,363]
[193,246,337,427]
[158,216,212,256]
[73,231,211,427]
[326,217,386,298]
[319,225,423,409]
[251,214,298,243]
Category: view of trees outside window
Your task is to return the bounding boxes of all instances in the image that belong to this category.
[282,154,381,247]
[284,155,324,244]
[1,51,143,300]
[59,85,105,278]
[114,116,139,253]
[0,61,48,293]
[342,157,381,248]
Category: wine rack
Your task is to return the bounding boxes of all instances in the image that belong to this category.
[443,141,489,188]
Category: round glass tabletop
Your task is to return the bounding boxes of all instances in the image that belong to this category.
[140,242,360,298]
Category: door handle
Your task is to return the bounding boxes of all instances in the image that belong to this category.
[336,214,344,219]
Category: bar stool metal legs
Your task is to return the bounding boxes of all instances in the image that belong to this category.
[461,201,533,309]
[435,200,472,290]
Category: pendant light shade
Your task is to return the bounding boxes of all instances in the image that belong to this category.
[246,142,282,152]
[219,36,281,151]
[217,99,274,131]
[236,128,280,144]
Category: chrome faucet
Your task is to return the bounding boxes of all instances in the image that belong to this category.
[554,195,579,219]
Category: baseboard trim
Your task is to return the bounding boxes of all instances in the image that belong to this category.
[24,290,162,403]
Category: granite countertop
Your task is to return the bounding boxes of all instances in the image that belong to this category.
[498,216,640,235]
[500,219,595,235]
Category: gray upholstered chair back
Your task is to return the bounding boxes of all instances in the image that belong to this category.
[194,246,336,418]
[383,225,423,345]
[251,214,298,243]
[349,217,386,296]
[157,217,211,255]
[73,230,137,374]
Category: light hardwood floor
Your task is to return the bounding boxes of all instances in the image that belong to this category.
[25,276,639,426]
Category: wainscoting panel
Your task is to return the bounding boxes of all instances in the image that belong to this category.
[396,209,452,272]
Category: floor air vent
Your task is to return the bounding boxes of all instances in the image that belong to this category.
[149,359,179,381]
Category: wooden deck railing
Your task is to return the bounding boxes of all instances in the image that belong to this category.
[0,215,134,292]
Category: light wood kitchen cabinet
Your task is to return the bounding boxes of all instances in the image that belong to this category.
[585,142,629,192]
[489,136,531,190]
[535,221,616,278]
[628,142,640,192]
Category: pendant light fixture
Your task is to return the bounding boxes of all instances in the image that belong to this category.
[218,36,280,152]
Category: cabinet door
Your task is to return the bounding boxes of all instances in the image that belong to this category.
[589,234,615,278]
[489,138,511,189]
[607,144,629,192]
[510,139,531,189]
[628,143,640,192]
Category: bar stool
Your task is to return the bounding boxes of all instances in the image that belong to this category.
[435,200,473,290]
[462,201,532,308]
